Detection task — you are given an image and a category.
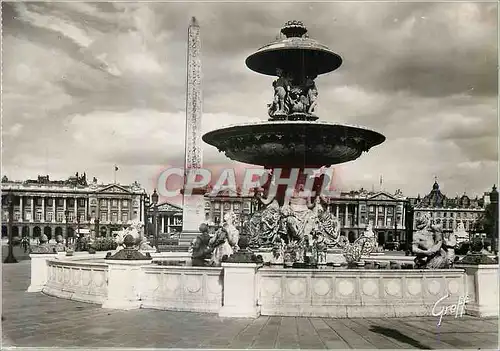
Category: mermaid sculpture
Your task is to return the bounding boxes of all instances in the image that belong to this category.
[114,220,153,251]
[412,214,456,268]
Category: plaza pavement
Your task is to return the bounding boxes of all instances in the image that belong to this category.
[1,249,498,350]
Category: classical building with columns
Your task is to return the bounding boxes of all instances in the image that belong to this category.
[322,188,407,244]
[146,201,184,236]
[1,173,148,240]
[408,180,486,235]
[151,188,408,245]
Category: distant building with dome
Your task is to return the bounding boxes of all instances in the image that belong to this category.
[408,179,488,235]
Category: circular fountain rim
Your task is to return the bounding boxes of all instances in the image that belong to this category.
[203,120,386,143]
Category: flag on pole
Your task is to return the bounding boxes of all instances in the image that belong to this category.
[115,165,119,171]
[379,175,383,190]
[114,165,118,184]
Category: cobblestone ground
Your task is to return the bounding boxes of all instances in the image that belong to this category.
[2,256,498,349]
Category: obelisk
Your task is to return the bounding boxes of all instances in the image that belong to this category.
[181,17,205,245]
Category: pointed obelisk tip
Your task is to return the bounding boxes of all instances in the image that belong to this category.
[190,16,199,27]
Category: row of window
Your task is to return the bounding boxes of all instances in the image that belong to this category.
[6,198,140,208]
[9,211,87,222]
[210,201,251,211]
[97,212,131,222]
[95,199,134,207]
[415,211,478,219]
[7,198,87,207]
[433,219,474,230]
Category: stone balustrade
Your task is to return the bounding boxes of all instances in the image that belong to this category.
[27,252,499,319]
[42,259,109,304]
[140,265,223,313]
[257,267,467,318]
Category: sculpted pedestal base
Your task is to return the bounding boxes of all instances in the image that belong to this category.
[102,260,150,310]
[456,263,499,317]
[219,263,261,318]
[27,253,58,292]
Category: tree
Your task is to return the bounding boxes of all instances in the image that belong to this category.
[475,203,497,238]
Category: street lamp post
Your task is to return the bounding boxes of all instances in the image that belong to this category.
[76,215,81,250]
[4,192,18,263]
[144,196,150,239]
[64,210,70,247]
[95,218,100,239]
[151,189,159,252]
[77,215,81,238]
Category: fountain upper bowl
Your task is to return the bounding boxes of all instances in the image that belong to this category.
[202,121,385,168]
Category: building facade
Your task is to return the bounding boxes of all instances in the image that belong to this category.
[146,201,184,237]
[408,180,486,235]
[321,189,407,244]
[1,174,148,239]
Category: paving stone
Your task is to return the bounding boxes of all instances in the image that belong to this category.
[296,316,326,349]
[309,318,350,349]
[341,318,403,349]
[228,316,269,348]
[323,319,376,349]
[276,317,301,349]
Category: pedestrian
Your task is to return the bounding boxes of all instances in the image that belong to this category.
[22,236,29,253]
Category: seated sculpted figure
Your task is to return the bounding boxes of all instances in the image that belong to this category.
[209,212,240,266]
[313,196,341,247]
[191,223,213,266]
[412,216,447,268]
[306,76,318,114]
[54,234,66,252]
[283,185,318,242]
[250,190,281,247]
[30,234,54,254]
[442,230,457,267]
[223,211,240,252]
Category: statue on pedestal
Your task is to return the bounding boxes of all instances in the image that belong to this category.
[191,223,213,266]
[114,220,153,251]
[341,224,376,265]
[54,234,66,252]
[209,211,240,266]
[412,215,455,269]
[30,234,55,254]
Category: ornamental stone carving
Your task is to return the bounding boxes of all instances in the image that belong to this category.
[337,279,355,296]
[362,280,378,296]
[313,279,331,296]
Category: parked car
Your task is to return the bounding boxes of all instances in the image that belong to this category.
[384,241,400,251]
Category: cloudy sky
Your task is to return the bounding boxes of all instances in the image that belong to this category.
[2,1,498,204]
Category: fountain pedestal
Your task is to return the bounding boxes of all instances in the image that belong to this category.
[27,253,58,292]
[456,260,499,317]
[102,260,150,310]
[219,263,261,318]
[102,234,153,310]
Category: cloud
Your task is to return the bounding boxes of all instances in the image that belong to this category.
[1,2,497,198]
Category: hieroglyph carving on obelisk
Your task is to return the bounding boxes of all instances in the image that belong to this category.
[182,17,206,234]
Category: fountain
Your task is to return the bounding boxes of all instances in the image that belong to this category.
[203,20,384,266]
[25,19,498,320]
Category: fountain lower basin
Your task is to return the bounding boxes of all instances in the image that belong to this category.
[29,251,499,318]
